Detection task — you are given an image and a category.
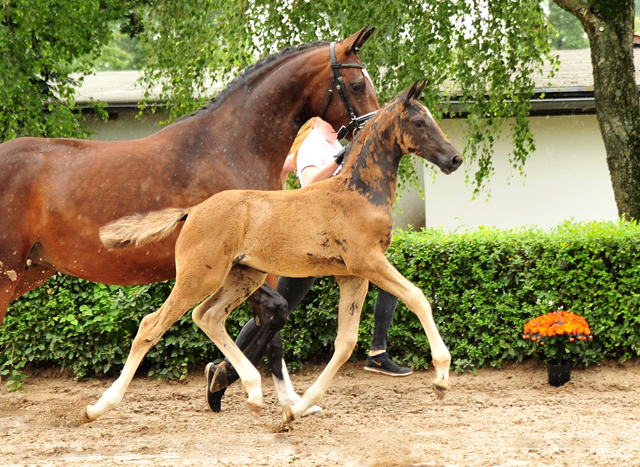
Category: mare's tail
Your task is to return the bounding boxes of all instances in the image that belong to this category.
[99,207,190,249]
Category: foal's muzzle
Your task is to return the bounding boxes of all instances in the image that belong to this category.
[439,153,463,174]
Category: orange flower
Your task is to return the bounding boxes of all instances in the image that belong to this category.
[523,311,592,347]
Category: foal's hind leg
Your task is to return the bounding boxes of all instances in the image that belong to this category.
[82,278,216,423]
[193,265,268,417]
[284,275,368,423]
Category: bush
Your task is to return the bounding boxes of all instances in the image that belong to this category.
[2,220,639,386]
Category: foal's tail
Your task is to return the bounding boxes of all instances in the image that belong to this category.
[99,207,190,249]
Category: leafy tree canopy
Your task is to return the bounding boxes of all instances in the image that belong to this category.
[137,0,555,195]
[94,24,145,71]
[0,0,132,140]
[548,1,589,49]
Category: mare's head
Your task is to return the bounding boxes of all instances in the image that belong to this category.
[304,27,380,136]
[373,80,462,175]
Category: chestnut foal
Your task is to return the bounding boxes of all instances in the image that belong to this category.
[85,80,462,425]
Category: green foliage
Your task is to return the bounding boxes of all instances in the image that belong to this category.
[0,0,132,141]
[0,274,253,386]
[2,220,639,387]
[94,24,145,71]
[547,1,589,50]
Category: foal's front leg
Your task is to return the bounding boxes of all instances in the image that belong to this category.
[364,255,451,400]
[284,275,368,423]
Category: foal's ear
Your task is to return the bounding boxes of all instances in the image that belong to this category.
[342,26,376,55]
[415,79,427,99]
[404,78,427,105]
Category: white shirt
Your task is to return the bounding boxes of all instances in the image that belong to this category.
[296,129,343,187]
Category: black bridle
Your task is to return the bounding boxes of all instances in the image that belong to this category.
[321,42,378,140]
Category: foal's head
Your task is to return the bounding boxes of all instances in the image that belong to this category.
[381,80,463,175]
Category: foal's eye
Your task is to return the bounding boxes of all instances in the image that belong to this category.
[414,119,426,128]
[350,81,365,93]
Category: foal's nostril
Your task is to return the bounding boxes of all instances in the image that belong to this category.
[451,154,463,168]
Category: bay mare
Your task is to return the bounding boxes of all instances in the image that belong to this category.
[0,28,379,399]
[86,81,462,424]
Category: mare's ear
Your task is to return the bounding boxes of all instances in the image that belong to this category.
[404,78,427,105]
[341,26,376,55]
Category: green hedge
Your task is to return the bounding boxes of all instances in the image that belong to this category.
[2,220,640,387]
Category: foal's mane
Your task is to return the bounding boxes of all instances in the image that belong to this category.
[177,41,330,122]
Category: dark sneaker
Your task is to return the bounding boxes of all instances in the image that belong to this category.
[364,352,413,377]
[205,362,227,412]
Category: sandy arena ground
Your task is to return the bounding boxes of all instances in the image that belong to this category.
[1,359,640,467]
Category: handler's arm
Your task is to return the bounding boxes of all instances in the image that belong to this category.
[300,159,340,186]
[280,154,295,188]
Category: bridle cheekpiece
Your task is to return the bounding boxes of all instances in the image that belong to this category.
[321,42,378,140]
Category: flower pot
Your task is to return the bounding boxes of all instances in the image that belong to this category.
[547,362,571,387]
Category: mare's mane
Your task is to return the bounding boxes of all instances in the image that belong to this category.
[177,41,330,122]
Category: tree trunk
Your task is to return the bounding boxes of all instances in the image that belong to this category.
[554,0,640,220]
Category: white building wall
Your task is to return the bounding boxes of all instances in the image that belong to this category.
[83,109,165,141]
[425,115,618,231]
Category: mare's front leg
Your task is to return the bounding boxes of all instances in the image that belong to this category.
[284,275,368,424]
[193,265,268,417]
[208,283,289,395]
[364,254,451,400]
[209,281,322,415]
[266,331,322,416]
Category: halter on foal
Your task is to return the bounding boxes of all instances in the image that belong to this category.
[86,80,462,425]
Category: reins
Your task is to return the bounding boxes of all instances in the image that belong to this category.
[321,42,378,140]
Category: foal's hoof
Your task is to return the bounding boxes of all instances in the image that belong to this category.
[282,406,295,425]
[80,407,94,425]
[247,402,261,418]
[431,383,448,401]
[301,405,323,418]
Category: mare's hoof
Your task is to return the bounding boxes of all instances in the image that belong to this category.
[431,383,448,401]
[210,362,230,393]
[205,363,227,413]
[247,402,261,418]
[80,407,94,425]
[282,406,295,425]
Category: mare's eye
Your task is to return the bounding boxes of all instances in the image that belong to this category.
[414,119,426,128]
[350,81,365,93]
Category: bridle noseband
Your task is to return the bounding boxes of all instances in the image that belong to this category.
[321,42,378,140]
